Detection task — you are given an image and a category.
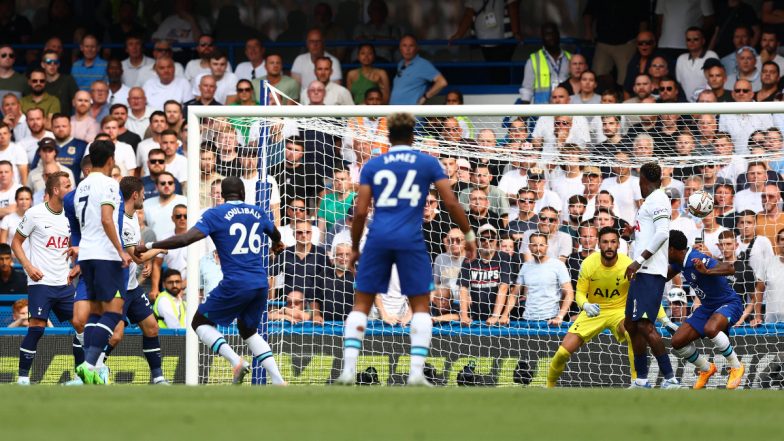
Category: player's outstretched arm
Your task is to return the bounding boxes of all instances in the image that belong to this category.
[691,258,734,276]
[11,231,42,282]
[434,178,476,259]
[350,184,372,269]
[135,227,207,256]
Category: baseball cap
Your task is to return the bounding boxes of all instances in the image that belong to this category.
[456,158,471,170]
[37,137,57,151]
[527,167,546,180]
[582,166,601,177]
[667,288,688,304]
[664,187,682,200]
[702,58,724,71]
[477,224,498,237]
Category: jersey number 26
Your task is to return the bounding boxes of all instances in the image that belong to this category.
[229,222,262,254]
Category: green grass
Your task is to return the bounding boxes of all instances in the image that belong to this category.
[3,386,782,441]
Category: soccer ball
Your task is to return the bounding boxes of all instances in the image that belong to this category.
[687,190,714,218]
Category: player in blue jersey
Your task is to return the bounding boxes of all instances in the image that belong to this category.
[335,112,476,386]
[667,229,746,389]
[134,177,287,385]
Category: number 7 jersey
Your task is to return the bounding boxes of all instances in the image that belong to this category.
[359,145,447,249]
[194,200,275,287]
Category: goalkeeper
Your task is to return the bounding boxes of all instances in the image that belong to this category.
[547,226,675,387]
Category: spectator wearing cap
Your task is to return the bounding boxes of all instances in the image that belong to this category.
[0,121,28,185]
[675,27,719,102]
[666,288,689,322]
[701,58,733,102]
[725,46,762,91]
[581,166,604,219]
[28,138,75,194]
[458,224,513,326]
[458,163,509,219]
[0,243,26,294]
[507,188,540,241]
[520,206,573,263]
[453,158,472,192]
[666,187,700,246]
[389,35,448,105]
[507,231,573,324]
[527,167,563,216]
[719,25,753,74]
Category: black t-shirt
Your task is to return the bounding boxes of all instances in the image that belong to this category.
[467,210,506,235]
[272,163,321,204]
[423,211,457,261]
[0,269,27,294]
[729,259,756,303]
[459,253,513,321]
[274,245,330,296]
[713,3,762,56]
[583,0,649,45]
[310,266,354,321]
[118,130,142,152]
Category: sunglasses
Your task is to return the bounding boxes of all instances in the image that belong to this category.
[174,214,187,219]
[237,87,252,93]
[43,59,60,65]
[661,86,675,91]
[30,79,45,84]
[637,40,654,46]
[397,64,408,77]
[149,159,165,164]
[518,198,535,203]
[0,53,15,59]
[540,217,558,223]
[734,88,751,93]
[158,181,174,186]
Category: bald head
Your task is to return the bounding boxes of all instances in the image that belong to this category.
[221,176,245,201]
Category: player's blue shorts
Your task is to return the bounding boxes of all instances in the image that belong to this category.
[123,286,154,325]
[686,299,744,337]
[80,259,127,302]
[198,281,268,327]
[354,244,434,296]
[626,272,666,322]
[28,284,74,322]
[74,277,88,302]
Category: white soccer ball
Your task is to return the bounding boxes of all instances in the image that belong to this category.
[687,190,714,218]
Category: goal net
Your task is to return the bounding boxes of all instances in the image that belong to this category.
[185,94,784,388]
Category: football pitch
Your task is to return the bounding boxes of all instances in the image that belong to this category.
[3,386,782,440]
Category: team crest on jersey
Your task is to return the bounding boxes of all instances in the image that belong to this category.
[68,146,76,155]
[122,229,134,242]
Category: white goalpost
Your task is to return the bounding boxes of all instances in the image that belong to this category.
[185,100,784,387]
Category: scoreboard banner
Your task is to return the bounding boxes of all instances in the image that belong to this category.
[2,332,783,388]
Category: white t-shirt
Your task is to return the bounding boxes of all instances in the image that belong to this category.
[242,174,280,206]
[16,202,71,286]
[164,154,188,184]
[137,138,160,174]
[520,230,573,260]
[126,107,153,139]
[703,226,728,257]
[135,62,186,90]
[75,173,122,261]
[143,194,187,240]
[301,81,354,105]
[734,189,764,213]
[163,241,187,275]
[600,176,641,225]
[121,211,141,290]
[17,131,54,164]
[0,184,21,213]
[192,72,239,104]
[1,211,23,247]
[108,84,130,107]
[0,142,31,184]
[517,258,570,321]
[655,0,714,49]
[719,113,775,155]
[234,61,266,82]
[86,140,137,175]
[291,52,342,87]
[142,77,194,111]
[633,188,671,277]
[497,169,528,196]
[122,56,155,88]
[532,115,592,154]
[278,223,321,247]
[548,169,585,204]
[670,214,701,247]
[675,51,719,102]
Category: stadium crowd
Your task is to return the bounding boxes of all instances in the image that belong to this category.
[2,0,784,329]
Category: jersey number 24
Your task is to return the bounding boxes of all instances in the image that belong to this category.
[374,170,422,207]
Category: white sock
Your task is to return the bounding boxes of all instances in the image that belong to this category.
[673,343,711,372]
[75,333,84,346]
[341,311,367,376]
[245,333,285,385]
[409,312,432,377]
[96,353,106,368]
[196,324,242,367]
[710,332,741,369]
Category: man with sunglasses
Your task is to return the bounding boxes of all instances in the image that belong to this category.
[623,31,662,95]
[718,79,774,154]
[675,27,719,102]
[520,206,572,263]
[21,69,59,120]
[143,171,187,241]
[40,50,77,116]
[0,44,24,100]
[153,204,188,287]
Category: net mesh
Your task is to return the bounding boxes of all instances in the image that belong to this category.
[192,98,784,387]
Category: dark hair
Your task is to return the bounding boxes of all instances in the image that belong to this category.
[173,203,187,212]
[120,176,143,200]
[157,171,175,183]
[568,194,588,206]
[669,229,688,251]
[364,87,382,100]
[640,162,662,183]
[446,89,464,103]
[150,110,165,122]
[109,103,128,113]
[529,231,549,243]
[597,189,614,202]
[80,154,92,169]
[51,112,69,123]
[685,26,704,37]
[598,225,619,240]
[763,60,781,75]
[163,268,182,280]
[15,186,32,201]
[163,100,182,110]
[208,49,226,61]
[387,112,416,145]
[0,243,11,255]
[148,148,164,159]
[718,229,736,241]
[88,140,115,167]
[27,67,46,78]
[737,209,757,219]
[160,128,178,139]
[45,171,69,196]
[715,182,735,195]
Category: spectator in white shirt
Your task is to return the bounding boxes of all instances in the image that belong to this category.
[143,171,187,240]
[121,34,155,88]
[234,38,267,81]
[719,79,774,155]
[192,50,238,105]
[137,111,168,174]
[1,94,30,142]
[735,162,767,213]
[520,206,573,263]
[136,40,186,87]
[96,116,138,176]
[291,28,342,87]
[184,34,218,82]
[142,57,193,111]
[665,187,700,246]
[0,161,20,219]
[600,150,641,225]
[302,57,353,105]
[675,26,719,102]
[125,87,153,138]
[158,129,188,185]
[725,46,762,91]
[0,122,28,185]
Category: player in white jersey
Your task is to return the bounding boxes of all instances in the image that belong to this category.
[73,140,132,385]
[12,172,83,384]
[623,162,680,389]
[93,177,169,384]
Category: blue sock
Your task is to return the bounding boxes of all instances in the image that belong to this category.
[634,354,649,380]
[85,312,122,365]
[655,353,675,379]
[18,326,45,377]
[83,314,101,351]
[72,335,85,367]
[143,336,163,378]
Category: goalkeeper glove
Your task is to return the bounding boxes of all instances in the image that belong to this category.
[582,302,600,317]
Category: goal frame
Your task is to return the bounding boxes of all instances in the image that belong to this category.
[185,101,784,385]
